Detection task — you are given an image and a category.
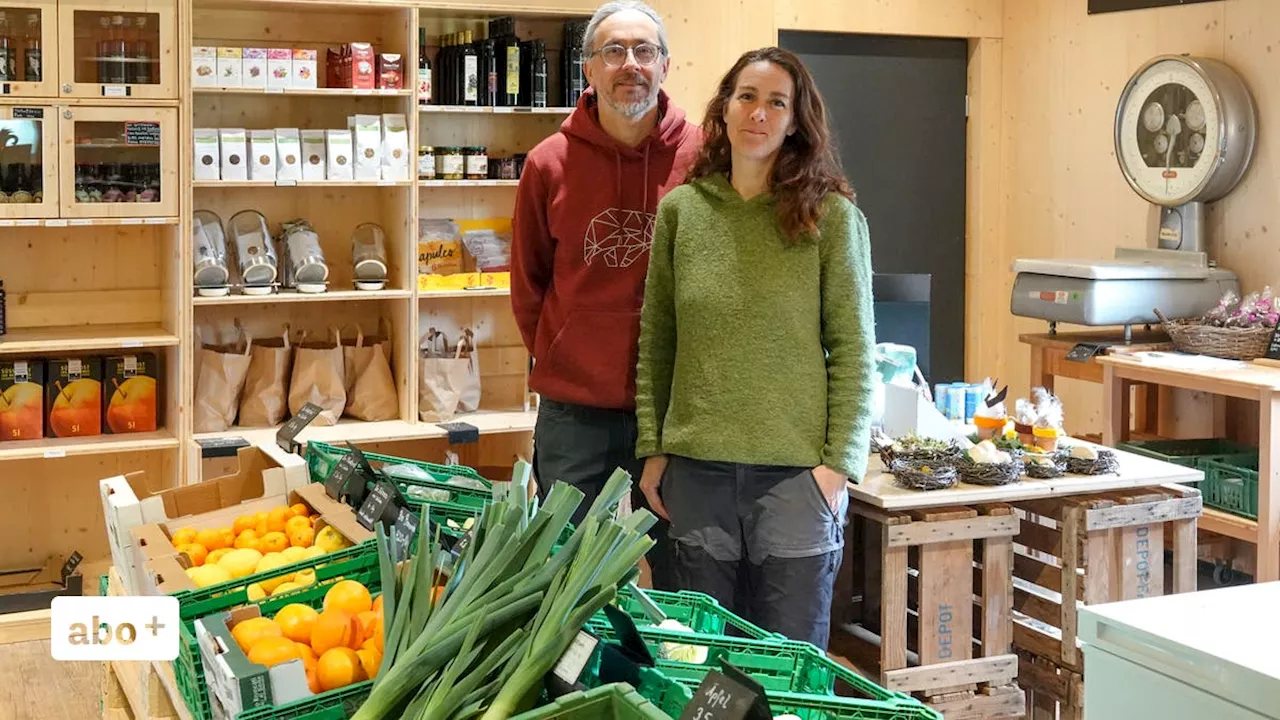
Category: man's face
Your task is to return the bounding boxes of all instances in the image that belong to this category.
[583,9,669,118]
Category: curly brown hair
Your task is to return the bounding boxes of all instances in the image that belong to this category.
[686,47,854,244]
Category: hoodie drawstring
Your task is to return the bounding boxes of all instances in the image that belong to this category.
[615,150,623,211]
[642,144,650,212]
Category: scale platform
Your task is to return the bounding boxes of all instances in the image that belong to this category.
[1011,250,1238,329]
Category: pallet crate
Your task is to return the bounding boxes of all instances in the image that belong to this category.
[844,502,1026,720]
[1009,485,1201,718]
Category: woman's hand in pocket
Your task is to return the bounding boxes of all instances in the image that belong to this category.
[812,465,848,513]
[640,454,670,521]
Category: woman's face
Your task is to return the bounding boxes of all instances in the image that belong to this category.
[723,60,796,163]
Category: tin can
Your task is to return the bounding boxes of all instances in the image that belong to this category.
[934,383,953,413]
[965,385,983,422]
[944,386,965,422]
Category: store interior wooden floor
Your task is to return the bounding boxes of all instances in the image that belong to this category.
[0,640,99,720]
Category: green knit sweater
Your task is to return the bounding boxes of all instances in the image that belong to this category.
[635,173,877,480]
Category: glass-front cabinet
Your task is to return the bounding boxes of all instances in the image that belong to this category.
[59,105,176,217]
[0,104,56,217]
[0,1,56,98]
[58,0,174,99]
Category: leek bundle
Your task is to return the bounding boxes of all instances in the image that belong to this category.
[350,463,656,720]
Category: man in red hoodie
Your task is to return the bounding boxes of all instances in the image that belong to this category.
[512,1,700,590]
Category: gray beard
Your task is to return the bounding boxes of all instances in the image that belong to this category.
[602,84,659,118]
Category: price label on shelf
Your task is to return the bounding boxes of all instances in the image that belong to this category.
[44,219,67,227]
[44,449,67,459]
[101,85,128,97]
[264,87,284,94]
[0,220,14,227]
[121,340,144,349]
[275,179,297,187]
[70,219,93,226]
[121,218,144,225]
[16,219,39,227]
[144,217,170,225]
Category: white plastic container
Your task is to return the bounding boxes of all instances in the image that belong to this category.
[229,209,277,291]
[351,222,389,290]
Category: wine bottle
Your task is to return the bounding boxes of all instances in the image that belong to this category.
[482,37,496,107]
[0,13,12,82]
[533,40,548,108]
[22,13,38,82]
[503,20,521,107]
[417,27,431,104]
[134,15,151,84]
[462,30,478,106]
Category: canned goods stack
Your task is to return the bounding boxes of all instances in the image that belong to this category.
[933,382,989,424]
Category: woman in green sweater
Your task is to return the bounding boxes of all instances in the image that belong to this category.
[634,46,875,648]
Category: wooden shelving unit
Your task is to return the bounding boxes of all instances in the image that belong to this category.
[0,0,583,601]
[419,179,520,188]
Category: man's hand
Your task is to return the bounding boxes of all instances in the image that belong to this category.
[811,465,847,513]
[640,455,670,521]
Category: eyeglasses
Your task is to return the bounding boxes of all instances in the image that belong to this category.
[592,42,664,68]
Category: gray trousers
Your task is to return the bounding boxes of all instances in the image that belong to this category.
[661,455,848,649]
[531,398,675,591]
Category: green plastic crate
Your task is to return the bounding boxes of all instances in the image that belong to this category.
[1117,438,1256,469]
[765,691,944,720]
[511,683,670,720]
[592,587,777,641]
[170,541,381,720]
[235,680,374,720]
[305,440,490,504]
[1201,457,1259,519]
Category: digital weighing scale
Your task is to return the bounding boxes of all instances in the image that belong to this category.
[1011,54,1257,340]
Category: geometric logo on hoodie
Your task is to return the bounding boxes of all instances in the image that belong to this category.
[584,208,656,268]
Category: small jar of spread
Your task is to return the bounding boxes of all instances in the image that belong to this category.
[463,146,488,180]
[417,145,436,180]
[435,146,464,180]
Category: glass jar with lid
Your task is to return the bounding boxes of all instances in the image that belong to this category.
[418,145,436,180]
[228,209,278,294]
[192,209,230,296]
[281,218,329,293]
[351,222,389,290]
[436,146,464,180]
[463,146,488,180]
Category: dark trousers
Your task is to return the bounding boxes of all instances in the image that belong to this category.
[531,397,675,591]
[661,455,847,649]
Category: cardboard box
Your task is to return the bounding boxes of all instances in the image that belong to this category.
[219,129,248,181]
[242,48,267,89]
[197,605,312,717]
[46,357,102,438]
[325,129,353,181]
[300,130,327,181]
[217,47,243,88]
[134,483,370,596]
[292,49,317,89]
[101,443,307,596]
[194,128,221,181]
[267,49,292,90]
[193,46,218,87]
[249,130,277,181]
[348,115,381,181]
[0,359,44,441]
[377,53,403,90]
[103,353,158,434]
[275,129,302,182]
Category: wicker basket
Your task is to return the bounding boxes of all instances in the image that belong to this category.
[956,456,1025,486]
[1025,454,1068,479]
[889,460,958,491]
[1065,449,1120,476]
[1155,308,1273,360]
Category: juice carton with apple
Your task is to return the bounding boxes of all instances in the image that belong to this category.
[0,359,44,441]
[104,354,158,434]
[46,358,103,438]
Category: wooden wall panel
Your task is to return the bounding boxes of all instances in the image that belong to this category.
[775,0,1002,40]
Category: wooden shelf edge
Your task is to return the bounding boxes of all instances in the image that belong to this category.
[419,288,511,299]
[1199,507,1258,543]
[193,289,413,306]
[194,87,412,97]
[418,105,573,115]
[193,410,537,447]
[0,608,50,644]
[418,180,519,187]
[0,217,179,228]
[0,328,181,355]
[193,180,414,188]
[0,430,180,462]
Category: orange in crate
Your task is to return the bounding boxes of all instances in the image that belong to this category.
[274,604,319,644]
[324,580,372,615]
[248,636,301,668]
[317,647,366,691]
[311,610,358,655]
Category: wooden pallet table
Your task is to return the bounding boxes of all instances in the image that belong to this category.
[1009,485,1202,718]
[101,567,194,720]
[1099,353,1280,582]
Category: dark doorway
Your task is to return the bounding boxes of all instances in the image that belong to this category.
[780,31,968,384]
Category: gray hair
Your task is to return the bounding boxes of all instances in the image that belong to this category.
[583,1,668,57]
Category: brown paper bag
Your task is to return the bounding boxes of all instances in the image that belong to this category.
[288,327,346,426]
[194,326,252,433]
[342,322,398,421]
[239,326,293,427]
[418,327,480,422]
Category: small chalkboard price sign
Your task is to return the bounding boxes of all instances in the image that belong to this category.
[356,479,418,562]
[1252,327,1280,370]
[324,452,364,501]
[678,664,772,720]
[277,403,322,454]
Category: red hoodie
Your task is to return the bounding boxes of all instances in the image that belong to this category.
[512,88,701,411]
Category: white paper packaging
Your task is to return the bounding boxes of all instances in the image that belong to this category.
[326,130,354,181]
[381,114,410,181]
[348,115,382,181]
[275,129,302,182]
[218,129,248,181]
[300,130,327,181]
[193,128,221,181]
[249,130,277,181]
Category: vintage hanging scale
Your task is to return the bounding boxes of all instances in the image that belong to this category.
[1011,54,1256,339]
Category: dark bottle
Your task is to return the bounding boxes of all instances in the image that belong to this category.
[439,34,452,105]
[0,279,7,337]
[417,27,431,104]
[97,16,110,83]
[134,15,152,84]
[108,15,127,84]
[23,13,38,82]
[482,37,496,107]
[533,40,548,108]
[0,12,13,82]
[519,39,534,107]
[502,21,520,107]
[461,31,478,106]
[566,23,585,107]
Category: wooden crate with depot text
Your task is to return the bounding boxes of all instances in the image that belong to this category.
[1009,485,1202,719]
[846,502,1026,720]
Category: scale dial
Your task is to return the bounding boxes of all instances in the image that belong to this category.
[1115,55,1257,207]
